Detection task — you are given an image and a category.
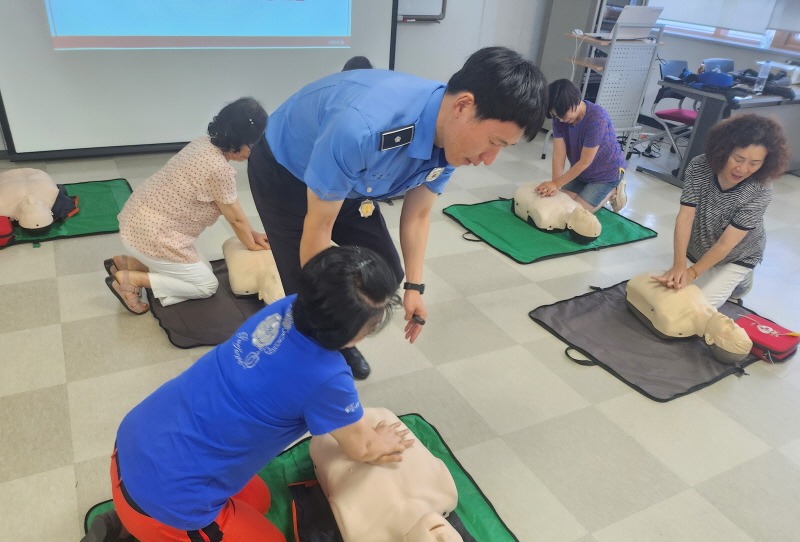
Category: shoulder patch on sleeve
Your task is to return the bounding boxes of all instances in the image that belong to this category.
[380,125,415,151]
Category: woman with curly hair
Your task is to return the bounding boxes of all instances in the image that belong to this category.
[104,97,270,314]
[655,113,790,307]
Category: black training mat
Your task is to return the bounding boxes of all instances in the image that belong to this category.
[529,281,760,402]
[147,259,265,349]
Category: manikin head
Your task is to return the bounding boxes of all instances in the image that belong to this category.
[18,195,54,233]
[703,312,752,364]
[566,207,602,244]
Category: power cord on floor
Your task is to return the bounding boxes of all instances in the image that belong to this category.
[640,141,661,158]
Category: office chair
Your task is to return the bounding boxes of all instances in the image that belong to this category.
[703,58,734,74]
[643,60,698,161]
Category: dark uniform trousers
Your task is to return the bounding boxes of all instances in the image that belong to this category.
[247,135,404,295]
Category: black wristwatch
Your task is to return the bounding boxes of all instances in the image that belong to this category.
[403,282,425,294]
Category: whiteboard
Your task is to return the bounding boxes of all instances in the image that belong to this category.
[397,0,445,20]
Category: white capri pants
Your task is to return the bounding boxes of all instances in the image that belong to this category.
[122,240,218,307]
[692,261,754,309]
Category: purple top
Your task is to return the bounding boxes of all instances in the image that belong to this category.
[552,100,625,183]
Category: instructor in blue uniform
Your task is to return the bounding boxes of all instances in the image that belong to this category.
[248,47,548,379]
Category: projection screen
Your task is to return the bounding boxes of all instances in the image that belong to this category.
[0,0,397,160]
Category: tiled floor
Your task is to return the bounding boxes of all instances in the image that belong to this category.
[1,134,799,541]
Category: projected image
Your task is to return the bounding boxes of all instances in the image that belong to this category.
[45,0,352,50]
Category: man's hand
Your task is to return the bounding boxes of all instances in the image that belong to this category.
[403,290,427,343]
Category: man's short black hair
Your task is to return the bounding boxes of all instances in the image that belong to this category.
[446,46,548,142]
[342,56,373,71]
[293,246,401,350]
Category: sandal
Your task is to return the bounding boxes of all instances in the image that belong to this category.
[103,256,127,277]
[105,274,149,315]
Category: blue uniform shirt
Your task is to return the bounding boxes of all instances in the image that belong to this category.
[266,69,455,201]
[115,295,363,530]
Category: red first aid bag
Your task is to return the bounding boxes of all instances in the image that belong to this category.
[735,315,799,363]
[0,216,14,248]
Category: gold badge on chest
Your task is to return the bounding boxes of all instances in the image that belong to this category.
[359,199,375,218]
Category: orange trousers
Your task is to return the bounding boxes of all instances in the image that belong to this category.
[110,450,286,542]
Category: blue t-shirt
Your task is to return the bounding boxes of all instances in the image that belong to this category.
[266,69,454,201]
[115,295,363,530]
[552,100,625,183]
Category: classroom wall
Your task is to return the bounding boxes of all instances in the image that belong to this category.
[394,0,550,82]
[3,1,794,158]
[0,0,550,159]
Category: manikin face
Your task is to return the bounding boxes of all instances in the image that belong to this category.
[704,312,752,358]
[718,145,768,187]
[439,94,524,167]
[18,196,54,230]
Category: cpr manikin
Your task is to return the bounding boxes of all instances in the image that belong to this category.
[222,237,285,304]
[513,183,601,244]
[0,168,60,232]
[626,272,752,364]
[309,407,463,542]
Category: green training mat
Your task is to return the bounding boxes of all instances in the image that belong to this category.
[84,414,517,541]
[11,178,132,244]
[443,198,657,264]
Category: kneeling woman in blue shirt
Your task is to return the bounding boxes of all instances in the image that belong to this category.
[85,246,413,542]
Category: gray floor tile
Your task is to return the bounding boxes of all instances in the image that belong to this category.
[0,278,61,333]
[356,368,497,451]
[0,466,82,541]
[697,451,800,542]
[0,242,56,285]
[439,344,589,434]
[62,313,182,381]
[598,393,770,485]
[696,362,800,448]
[412,297,517,364]
[54,233,127,276]
[504,407,687,532]
[0,385,73,482]
[0,324,66,398]
[426,250,531,297]
[592,489,754,542]
[457,437,588,541]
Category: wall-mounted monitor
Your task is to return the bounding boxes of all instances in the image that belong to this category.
[397,0,445,21]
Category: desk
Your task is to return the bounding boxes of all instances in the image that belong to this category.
[636,80,800,187]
